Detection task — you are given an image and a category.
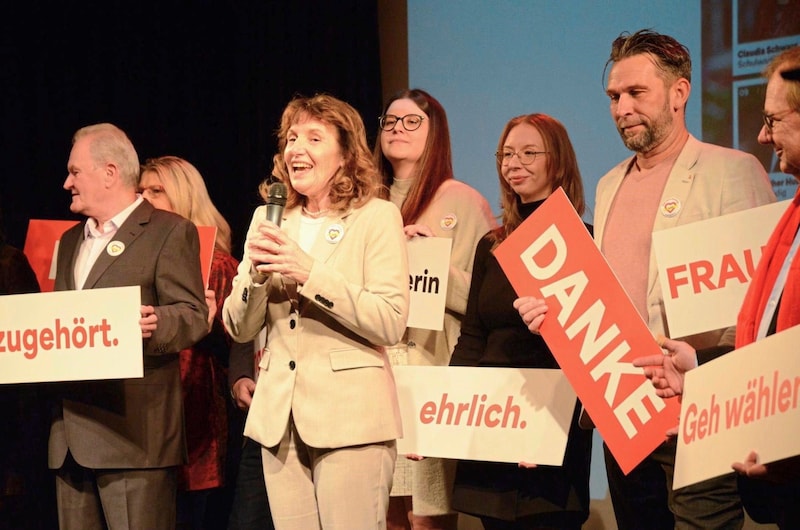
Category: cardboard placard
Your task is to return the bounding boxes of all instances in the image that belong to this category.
[0,286,143,384]
[394,365,575,464]
[653,200,788,338]
[493,188,679,474]
[674,325,800,489]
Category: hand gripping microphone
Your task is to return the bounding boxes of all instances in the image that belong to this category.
[265,182,288,226]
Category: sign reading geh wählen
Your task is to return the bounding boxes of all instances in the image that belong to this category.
[674,324,800,489]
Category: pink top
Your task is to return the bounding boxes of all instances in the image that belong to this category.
[602,157,674,322]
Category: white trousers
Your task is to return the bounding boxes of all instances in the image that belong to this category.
[262,419,396,530]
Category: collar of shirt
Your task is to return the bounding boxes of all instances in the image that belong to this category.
[83,196,144,240]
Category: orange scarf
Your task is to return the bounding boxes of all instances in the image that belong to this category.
[736,190,800,348]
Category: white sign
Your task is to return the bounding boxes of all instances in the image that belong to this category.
[393,365,576,464]
[407,237,452,330]
[653,201,788,338]
[674,324,800,489]
[0,286,143,384]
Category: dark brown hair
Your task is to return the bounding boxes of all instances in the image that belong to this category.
[374,88,454,224]
[605,29,692,86]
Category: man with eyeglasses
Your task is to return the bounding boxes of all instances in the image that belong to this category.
[760,61,800,179]
[594,29,775,529]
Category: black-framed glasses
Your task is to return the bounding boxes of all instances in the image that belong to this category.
[495,149,548,165]
[762,108,796,133]
[379,114,425,131]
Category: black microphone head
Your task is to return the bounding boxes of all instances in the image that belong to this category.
[267,182,288,207]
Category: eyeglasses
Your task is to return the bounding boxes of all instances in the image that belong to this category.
[139,185,166,199]
[378,114,425,131]
[495,149,548,165]
[762,108,796,133]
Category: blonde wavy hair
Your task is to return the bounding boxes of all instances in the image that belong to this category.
[140,156,232,254]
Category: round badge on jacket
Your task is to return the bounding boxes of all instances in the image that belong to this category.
[325,224,344,243]
[107,241,125,256]
[440,214,457,231]
[660,198,681,218]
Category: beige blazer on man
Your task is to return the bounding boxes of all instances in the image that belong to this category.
[223,197,409,449]
[594,135,775,348]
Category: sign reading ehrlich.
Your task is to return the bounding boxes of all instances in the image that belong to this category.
[393,365,576,464]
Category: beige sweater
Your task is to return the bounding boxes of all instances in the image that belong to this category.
[388,177,496,513]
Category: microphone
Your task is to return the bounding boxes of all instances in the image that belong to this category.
[265,182,288,226]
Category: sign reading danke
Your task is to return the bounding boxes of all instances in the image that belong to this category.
[493,188,678,475]
[24,220,218,292]
[0,286,142,384]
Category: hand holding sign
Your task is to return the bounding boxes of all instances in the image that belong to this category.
[633,337,699,399]
[139,305,158,338]
[513,296,548,334]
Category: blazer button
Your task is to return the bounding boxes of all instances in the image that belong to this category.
[289,360,296,370]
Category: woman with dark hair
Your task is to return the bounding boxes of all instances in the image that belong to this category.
[449,114,592,529]
[0,206,56,530]
[374,88,495,530]
[222,94,409,530]
[0,219,40,296]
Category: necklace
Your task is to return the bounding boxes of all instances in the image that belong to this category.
[302,206,331,219]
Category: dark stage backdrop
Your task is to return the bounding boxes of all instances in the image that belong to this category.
[0,1,383,257]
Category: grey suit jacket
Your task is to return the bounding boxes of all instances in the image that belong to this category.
[49,200,208,469]
[223,197,409,449]
[595,135,776,348]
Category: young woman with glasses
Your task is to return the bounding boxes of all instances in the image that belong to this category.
[374,89,496,530]
[449,114,593,530]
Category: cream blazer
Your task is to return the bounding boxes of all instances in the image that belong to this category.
[223,197,409,449]
[594,135,775,348]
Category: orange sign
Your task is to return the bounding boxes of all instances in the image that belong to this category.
[196,225,217,289]
[24,220,217,291]
[493,188,680,474]
[23,220,79,292]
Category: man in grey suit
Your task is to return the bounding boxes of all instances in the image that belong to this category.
[50,123,209,529]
